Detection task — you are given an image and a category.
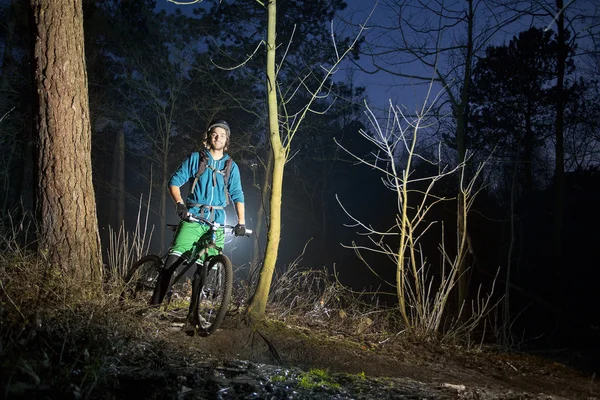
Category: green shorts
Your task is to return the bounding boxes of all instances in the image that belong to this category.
[169,220,225,264]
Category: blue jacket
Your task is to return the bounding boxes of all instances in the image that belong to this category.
[169,150,244,225]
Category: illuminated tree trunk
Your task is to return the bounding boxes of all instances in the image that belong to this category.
[30,0,102,283]
[251,151,273,277]
[247,0,283,319]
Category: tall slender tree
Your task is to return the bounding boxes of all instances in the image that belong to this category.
[30,0,102,282]
[246,0,282,317]
[246,0,368,318]
[188,0,361,318]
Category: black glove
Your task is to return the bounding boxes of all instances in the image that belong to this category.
[176,203,189,220]
[233,224,246,237]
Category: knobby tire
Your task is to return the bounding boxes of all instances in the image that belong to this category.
[120,254,163,303]
[192,254,233,335]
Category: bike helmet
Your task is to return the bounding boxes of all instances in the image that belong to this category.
[205,119,231,150]
[207,119,231,137]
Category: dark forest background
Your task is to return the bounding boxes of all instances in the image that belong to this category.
[1,0,599,357]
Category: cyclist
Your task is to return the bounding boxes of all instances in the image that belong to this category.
[150,119,246,306]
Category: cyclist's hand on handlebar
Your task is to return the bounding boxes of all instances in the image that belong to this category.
[233,224,246,236]
[176,202,189,220]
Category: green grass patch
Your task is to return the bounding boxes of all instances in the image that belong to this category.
[270,374,287,382]
[297,368,341,390]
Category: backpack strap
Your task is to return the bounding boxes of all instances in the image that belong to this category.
[222,158,233,205]
[185,204,224,222]
[189,152,234,206]
[190,151,208,195]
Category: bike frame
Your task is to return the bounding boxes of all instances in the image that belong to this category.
[167,217,223,290]
[166,216,251,293]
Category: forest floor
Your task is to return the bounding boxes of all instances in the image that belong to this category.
[84,305,599,400]
[3,300,600,399]
[2,260,599,399]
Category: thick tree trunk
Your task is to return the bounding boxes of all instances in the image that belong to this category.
[247,0,282,319]
[30,0,102,283]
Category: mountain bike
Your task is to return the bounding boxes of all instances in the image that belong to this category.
[121,216,251,335]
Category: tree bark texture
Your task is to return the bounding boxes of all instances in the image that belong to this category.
[30,0,102,282]
[247,0,282,318]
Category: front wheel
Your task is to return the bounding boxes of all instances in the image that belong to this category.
[187,254,233,335]
[120,255,163,303]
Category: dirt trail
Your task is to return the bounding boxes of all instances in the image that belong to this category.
[146,313,599,399]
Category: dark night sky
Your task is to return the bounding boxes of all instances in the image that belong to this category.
[1,0,597,115]
[155,0,419,114]
[157,0,599,117]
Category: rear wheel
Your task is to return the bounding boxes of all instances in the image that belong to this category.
[120,255,163,303]
[188,254,233,335]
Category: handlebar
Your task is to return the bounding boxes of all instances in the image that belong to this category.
[186,215,253,235]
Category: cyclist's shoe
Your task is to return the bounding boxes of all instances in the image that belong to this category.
[183,317,209,337]
[184,311,210,335]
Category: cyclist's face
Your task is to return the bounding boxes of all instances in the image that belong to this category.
[209,127,228,150]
